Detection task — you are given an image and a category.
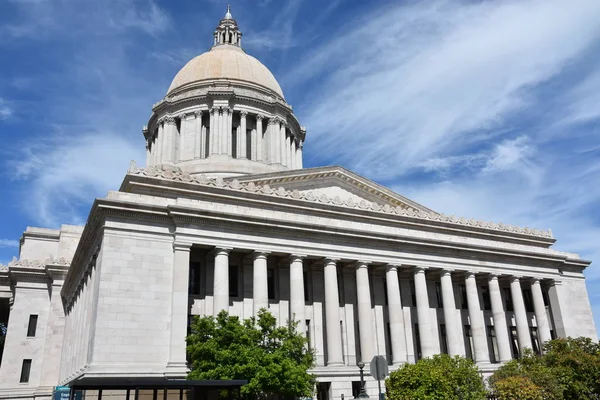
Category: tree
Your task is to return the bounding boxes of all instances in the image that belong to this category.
[187,309,315,400]
[385,354,487,400]
[492,376,543,400]
[489,337,600,400]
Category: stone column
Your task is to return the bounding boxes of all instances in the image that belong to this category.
[195,110,203,159]
[440,270,462,356]
[253,251,269,316]
[465,273,490,363]
[166,242,191,377]
[414,267,434,358]
[156,120,164,164]
[240,111,248,159]
[289,255,306,335]
[511,277,533,352]
[297,141,304,169]
[267,119,277,164]
[489,274,512,362]
[210,108,218,155]
[226,108,233,156]
[386,265,408,364]
[178,112,188,161]
[256,115,263,161]
[218,108,226,154]
[324,258,344,366]
[355,261,375,363]
[213,248,231,315]
[531,278,552,347]
[280,122,287,165]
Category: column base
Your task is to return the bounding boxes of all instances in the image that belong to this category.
[165,362,188,379]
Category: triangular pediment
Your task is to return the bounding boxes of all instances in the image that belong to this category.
[232,166,436,213]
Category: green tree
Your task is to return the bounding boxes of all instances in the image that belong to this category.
[385,354,487,400]
[492,376,543,400]
[186,309,315,400]
[489,337,600,400]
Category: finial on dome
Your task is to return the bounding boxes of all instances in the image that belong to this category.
[225,5,232,19]
[213,5,242,47]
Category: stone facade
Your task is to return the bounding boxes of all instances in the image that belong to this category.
[0,7,596,400]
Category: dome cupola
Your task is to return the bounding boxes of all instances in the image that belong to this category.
[143,7,306,178]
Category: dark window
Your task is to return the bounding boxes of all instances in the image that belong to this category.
[488,325,499,363]
[460,285,468,309]
[523,289,534,312]
[531,327,541,355]
[306,320,311,348]
[229,265,239,298]
[386,322,393,361]
[27,315,38,337]
[482,286,491,311]
[303,271,309,301]
[542,290,550,307]
[231,129,238,158]
[504,288,514,312]
[267,269,275,300]
[435,282,443,308]
[20,359,32,383]
[550,329,557,340]
[383,278,389,305]
[510,326,520,359]
[411,280,417,307]
[464,325,473,359]
[246,129,252,159]
[189,262,201,295]
[352,381,362,398]
[414,323,421,360]
[205,127,210,158]
[439,324,448,354]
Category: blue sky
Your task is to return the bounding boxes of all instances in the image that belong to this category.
[1,0,600,329]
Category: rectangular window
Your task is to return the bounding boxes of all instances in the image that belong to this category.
[435,282,443,308]
[384,278,389,306]
[510,326,520,359]
[246,129,252,159]
[504,288,514,312]
[488,325,499,363]
[205,127,210,158]
[267,269,275,300]
[460,285,468,310]
[439,324,448,354]
[482,286,491,311]
[411,280,417,307]
[414,323,421,360]
[530,327,541,355]
[229,264,239,298]
[231,129,238,158]
[20,359,32,383]
[189,262,201,295]
[464,325,473,359]
[27,315,38,337]
[303,271,309,301]
[523,289,534,312]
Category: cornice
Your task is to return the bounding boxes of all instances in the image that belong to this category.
[126,163,553,241]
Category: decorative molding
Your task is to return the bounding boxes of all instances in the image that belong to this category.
[164,116,176,125]
[126,165,553,239]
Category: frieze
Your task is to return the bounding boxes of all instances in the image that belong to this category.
[126,164,554,239]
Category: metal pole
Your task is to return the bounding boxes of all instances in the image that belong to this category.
[357,362,369,398]
[376,361,382,400]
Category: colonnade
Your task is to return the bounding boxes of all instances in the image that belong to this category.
[168,245,555,369]
[146,110,303,169]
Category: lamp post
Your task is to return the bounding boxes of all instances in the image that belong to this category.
[357,361,369,398]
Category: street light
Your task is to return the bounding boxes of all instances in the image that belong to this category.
[356,361,369,398]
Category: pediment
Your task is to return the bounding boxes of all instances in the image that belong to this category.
[232,166,436,213]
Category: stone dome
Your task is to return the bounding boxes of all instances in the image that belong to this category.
[167,45,285,99]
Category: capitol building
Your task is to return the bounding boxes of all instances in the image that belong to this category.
[0,8,596,400]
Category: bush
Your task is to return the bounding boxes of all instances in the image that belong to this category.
[492,376,543,400]
[385,354,487,400]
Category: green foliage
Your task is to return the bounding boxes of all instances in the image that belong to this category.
[492,376,543,400]
[385,354,487,400]
[186,309,315,400]
[490,337,600,400]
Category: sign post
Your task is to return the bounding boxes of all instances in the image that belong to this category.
[369,355,388,400]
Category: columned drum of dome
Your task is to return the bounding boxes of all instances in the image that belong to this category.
[143,7,305,178]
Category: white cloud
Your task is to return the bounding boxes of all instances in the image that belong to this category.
[10,132,144,227]
[0,239,19,248]
[0,98,12,120]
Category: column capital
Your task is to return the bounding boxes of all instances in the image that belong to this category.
[530,277,541,285]
[289,254,306,262]
[213,247,232,256]
[354,260,371,267]
[164,115,176,125]
[413,266,428,275]
[194,110,203,118]
[179,112,194,120]
[240,110,248,117]
[253,251,270,260]
[173,242,192,251]
[549,279,562,286]
[385,264,400,272]
[440,269,454,277]
[256,114,264,121]
[465,271,477,279]
[324,257,339,265]
[510,275,523,283]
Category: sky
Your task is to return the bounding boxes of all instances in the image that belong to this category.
[1,0,600,329]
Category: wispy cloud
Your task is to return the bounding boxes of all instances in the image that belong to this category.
[0,98,12,120]
[0,239,18,248]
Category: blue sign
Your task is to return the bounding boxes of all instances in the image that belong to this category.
[54,387,82,400]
